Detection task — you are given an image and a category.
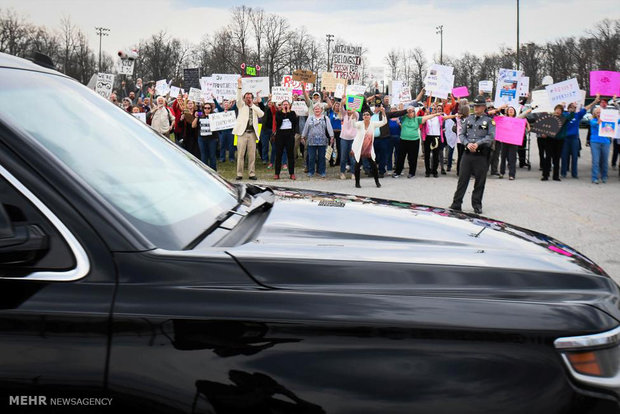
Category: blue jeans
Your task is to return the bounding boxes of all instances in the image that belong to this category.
[270,140,287,165]
[340,139,355,173]
[218,129,235,161]
[561,135,580,178]
[307,145,326,176]
[198,136,218,170]
[386,135,400,171]
[591,141,610,182]
[259,128,272,162]
[373,137,390,174]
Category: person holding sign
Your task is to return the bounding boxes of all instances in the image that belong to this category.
[497,106,532,180]
[450,96,495,215]
[301,105,334,178]
[561,95,600,179]
[392,107,441,179]
[192,103,219,170]
[273,100,298,180]
[351,107,387,188]
[177,99,200,159]
[589,107,610,184]
[232,77,264,180]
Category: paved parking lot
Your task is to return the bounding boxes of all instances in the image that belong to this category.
[254,130,620,283]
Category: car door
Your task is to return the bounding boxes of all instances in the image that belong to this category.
[0,141,117,407]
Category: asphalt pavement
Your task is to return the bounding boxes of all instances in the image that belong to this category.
[252,129,620,284]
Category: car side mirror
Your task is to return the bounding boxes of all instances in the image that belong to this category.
[0,203,49,265]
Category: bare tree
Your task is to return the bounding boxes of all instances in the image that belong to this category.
[250,7,265,66]
[230,5,254,67]
[384,49,400,79]
[0,8,34,57]
[263,14,290,86]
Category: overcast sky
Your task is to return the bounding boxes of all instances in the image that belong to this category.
[3,0,615,69]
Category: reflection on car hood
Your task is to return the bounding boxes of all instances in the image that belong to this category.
[227,187,618,305]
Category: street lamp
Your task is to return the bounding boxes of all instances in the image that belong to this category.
[516,0,520,70]
[435,25,443,65]
[95,27,110,72]
[326,34,334,72]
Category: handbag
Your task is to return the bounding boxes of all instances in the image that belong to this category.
[325,145,333,160]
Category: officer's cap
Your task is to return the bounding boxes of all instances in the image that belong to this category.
[473,96,486,106]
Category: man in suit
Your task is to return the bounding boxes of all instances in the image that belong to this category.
[233,77,264,180]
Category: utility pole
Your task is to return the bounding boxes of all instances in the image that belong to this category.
[95,27,110,72]
[326,34,334,72]
[516,0,520,70]
[435,25,444,65]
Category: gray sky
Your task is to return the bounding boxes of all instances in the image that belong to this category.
[4,0,616,69]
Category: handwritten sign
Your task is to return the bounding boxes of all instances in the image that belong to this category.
[188,87,203,103]
[332,44,362,80]
[282,75,312,95]
[155,79,170,96]
[212,74,240,101]
[424,63,454,99]
[169,86,181,99]
[599,108,619,138]
[118,59,134,75]
[347,84,367,96]
[345,95,364,112]
[589,71,620,96]
[531,89,553,113]
[95,73,114,99]
[517,76,529,97]
[546,78,580,108]
[452,86,469,98]
[132,112,146,123]
[292,69,316,84]
[241,77,270,97]
[321,72,346,92]
[209,111,237,131]
[479,80,493,93]
[292,101,308,116]
[199,77,214,102]
[334,83,345,99]
[493,116,526,145]
[183,68,201,89]
[272,86,293,103]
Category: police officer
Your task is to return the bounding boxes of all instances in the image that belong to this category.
[450,96,495,214]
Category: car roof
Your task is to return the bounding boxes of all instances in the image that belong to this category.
[0,52,65,77]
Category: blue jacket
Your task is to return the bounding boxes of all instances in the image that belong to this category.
[590,118,610,144]
[562,108,586,137]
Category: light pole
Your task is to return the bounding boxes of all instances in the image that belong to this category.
[435,25,443,65]
[326,34,334,72]
[516,0,520,70]
[95,27,110,72]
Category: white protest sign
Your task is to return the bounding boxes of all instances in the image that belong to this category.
[334,83,345,99]
[391,80,403,105]
[518,76,529,97]
[95,73,114,99]
[332,44,362,80]
[271,86,293,103]
[292,101,308,116]
[494,68,523,107]
[369,66,385,81]
[347,84,367,96]
[199,77,214,102]
[599,109,619,138]
[399,83,412,103]
[188,87,203,103]
[546,78,580,108]
[132,112,146,123]
[531,89,553,113]
[118,59,134,75]
[479,80,493,93]
[282,75,313,94]
[212,74,240,101]
[424,63,454,99]
[577,90,586,109]
[242,77,270,97]
[209,111,237,131]
[169,86,181,99]
[155,79,170,96]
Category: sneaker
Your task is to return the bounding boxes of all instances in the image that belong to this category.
[441,169,446,175]
[449,204,462,211]
[473,207,483,214]
[407,174,415,178]
[267,163,273,169]
[592,180,599,184]
[355,183,361,188]
[498,174,503,179]
[249,176,257,181]
[307,173,314,178]
[433,173,438,178]
[320,174,326,179]
[273,174,280,180]
[602,178,607,184]
[509,176,515,180]
[541,177,548,181]
[290,174,296,180]
[553,177,561,181]
[392,173,401,178]
[340,172,346,180]
[345,165,350,172]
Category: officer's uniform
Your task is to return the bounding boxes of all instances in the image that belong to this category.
[450,97,495,214]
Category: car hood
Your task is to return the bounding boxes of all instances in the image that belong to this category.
[226,187,619,317]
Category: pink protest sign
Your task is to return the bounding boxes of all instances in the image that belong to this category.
[493,116,526,145]
[589,71,620,96]
[452,86,469,98]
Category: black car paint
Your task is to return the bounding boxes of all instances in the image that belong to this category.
[0,54,619,413]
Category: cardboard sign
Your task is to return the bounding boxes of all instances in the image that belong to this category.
[292,69,316,84]
[347,84,367,96]
[517,76,529,97]
[493,116,526,145]
[452,86,469,98]
[494,68,523,107]
[212,74,240,101]
[292,101,308,116]
[188,87,202,103]
[209,111,237,131]
[272,86,293,103]
[321,72,347,92]
[599,108,619,138]
[589,71,620,96]
[479,80,493,93]
[241,77,270,97]
[118,59,134,75]
[183,68,201,89]
[529,113,566,137]
[345,95,364,112]
[132,112,146,123]
[332,44,362,80]
[546,78,580,108]
[95,73,114,99]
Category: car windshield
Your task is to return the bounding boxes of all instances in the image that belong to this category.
[0,67,238,250]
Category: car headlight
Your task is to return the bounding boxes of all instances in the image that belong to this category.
[554,326,620,395]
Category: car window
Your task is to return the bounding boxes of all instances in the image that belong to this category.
[0,68,237,250]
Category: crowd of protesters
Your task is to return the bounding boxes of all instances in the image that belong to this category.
[108,77,619,187]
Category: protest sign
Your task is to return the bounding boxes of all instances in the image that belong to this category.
[155,79,170,96]
[577,90,586,109]
[199,77,214,102]
[132,112,146,123]
[529,113,566,137]
[188,87,203,103]
[292,69,316,84]
[321,72,346,92]
[452,86,469,98]
[369,66,385,81]
[424,63,454,99]
[209,111,237,131]
[241,63,260,77]
[332,44,362,80]
[282,75,312,94]
[398,82,412,103]
[272,86,293,103]
[599,109,619,138]
[95,73,114,99]
[494,68,523,107]
[212,74,240,101]
[241,77,270,97]
[183,68,201,89]
[531,89,553,113]
[345,95,364,112]
[589,71,620,96]
[493,116,526,145]
[118,59,134,75]
[292,101,308,116]
[169,86,181,99]
[479,80,493,93]
[518,76,529,97]
[391,80,404,105]
[546,78,580,108]
[334,83,345,99]
[347,84,367,96]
